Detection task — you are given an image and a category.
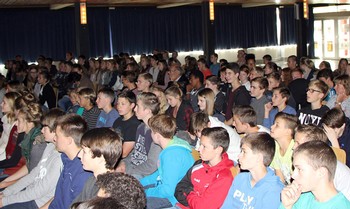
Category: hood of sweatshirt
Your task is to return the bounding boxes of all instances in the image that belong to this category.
[166,136,192,152]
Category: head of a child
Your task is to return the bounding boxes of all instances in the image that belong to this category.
[165,86,183,108]
[135,92,160,121]
[225,63,240,84]
[78,87,96,109]
[116,91,136,117]
[17,102,42,133]
[96,172,146,209]
[150,86,168,114]
[189,70,204,89]
[205,75,220,92]
[239,65,250,83]
[54,114,88,152]
[68,88,79,105]
[333,74,350,96]
[189,112,210,138]
[291,68,303,80]
[232,105,257,134]
[249,66,264,81]
[198,88,215,115]
[321,108,346,138]
[306,80,328,104]
[96,87,115,110]
[267,72,281,91]
[199,127,229,164]
[2,91,21,123]
[292,140,337,192]
[149,114,176,144]
[79,128,122,171]
[294,124,328,150]
[270,112,298,141]
[136,73,153,92]
[272,87,290,107]
[239,132,275,170]
[250,77,268,98]
[317,69,334,88]
[41,108,65,143]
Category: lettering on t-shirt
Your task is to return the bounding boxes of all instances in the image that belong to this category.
[131,135,147,166]
[233,190,254,209]
[298,113,321,125]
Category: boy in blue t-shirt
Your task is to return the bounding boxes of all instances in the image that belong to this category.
[280,141,350,209]
[141,114,194,209]
[221,132,284,209]
[95,87,119,128]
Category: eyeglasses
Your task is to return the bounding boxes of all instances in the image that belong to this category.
[306,88,322,93]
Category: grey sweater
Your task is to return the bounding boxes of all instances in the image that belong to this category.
[2,143,63,207]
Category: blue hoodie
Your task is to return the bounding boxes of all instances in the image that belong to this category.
[141,136,194,206]
[221,167,284,209]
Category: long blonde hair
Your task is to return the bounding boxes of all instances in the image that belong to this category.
[198,88,215,116]
[3,92,21,124]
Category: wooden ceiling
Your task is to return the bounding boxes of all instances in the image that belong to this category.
[0,0,348,8]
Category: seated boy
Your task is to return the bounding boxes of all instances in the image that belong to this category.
[264,87,296,129]
[221,132,284,209]
[118,92,162,179]
[294,124,350,200]
[297,80,329,126]
[113,91,141,158]
[175,127,234,209]
[44,114,93,209]
[72,127,122,204]
[280,141,350,208]
[141,114,194,209]
[232,105,270,135]
[250,77,270,125]
[95,87,119,128]
[270,112,298,184]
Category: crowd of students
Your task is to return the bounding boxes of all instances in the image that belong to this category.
[0,50,349,209]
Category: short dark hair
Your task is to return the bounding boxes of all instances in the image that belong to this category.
[241,132,275,166]
[226,62,240,74]
[118,91,136,105]
[232,105,257,127]
[263,54,272,61]
[189,112,209,135]
[201,127,229,153]
[80,128,122,170]
[294,140,337,181]
[54,114,88,146]
[98,87,115,103]
[317,68,334,80]
[321,108,346,129]
[190,70,204,84]
[273,87,291,104]
[71,197,127,209]
[96,172,146,209]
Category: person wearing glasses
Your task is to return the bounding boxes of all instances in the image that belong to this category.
[297,80,330,126]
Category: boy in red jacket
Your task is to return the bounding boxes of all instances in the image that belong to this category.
[175,127,234,209]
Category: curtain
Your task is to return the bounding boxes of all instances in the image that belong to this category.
[215,5,278,49]
[109,6,202,55]
[0,8,76,63]
[88,7,111,58]
[280,6,296,45]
